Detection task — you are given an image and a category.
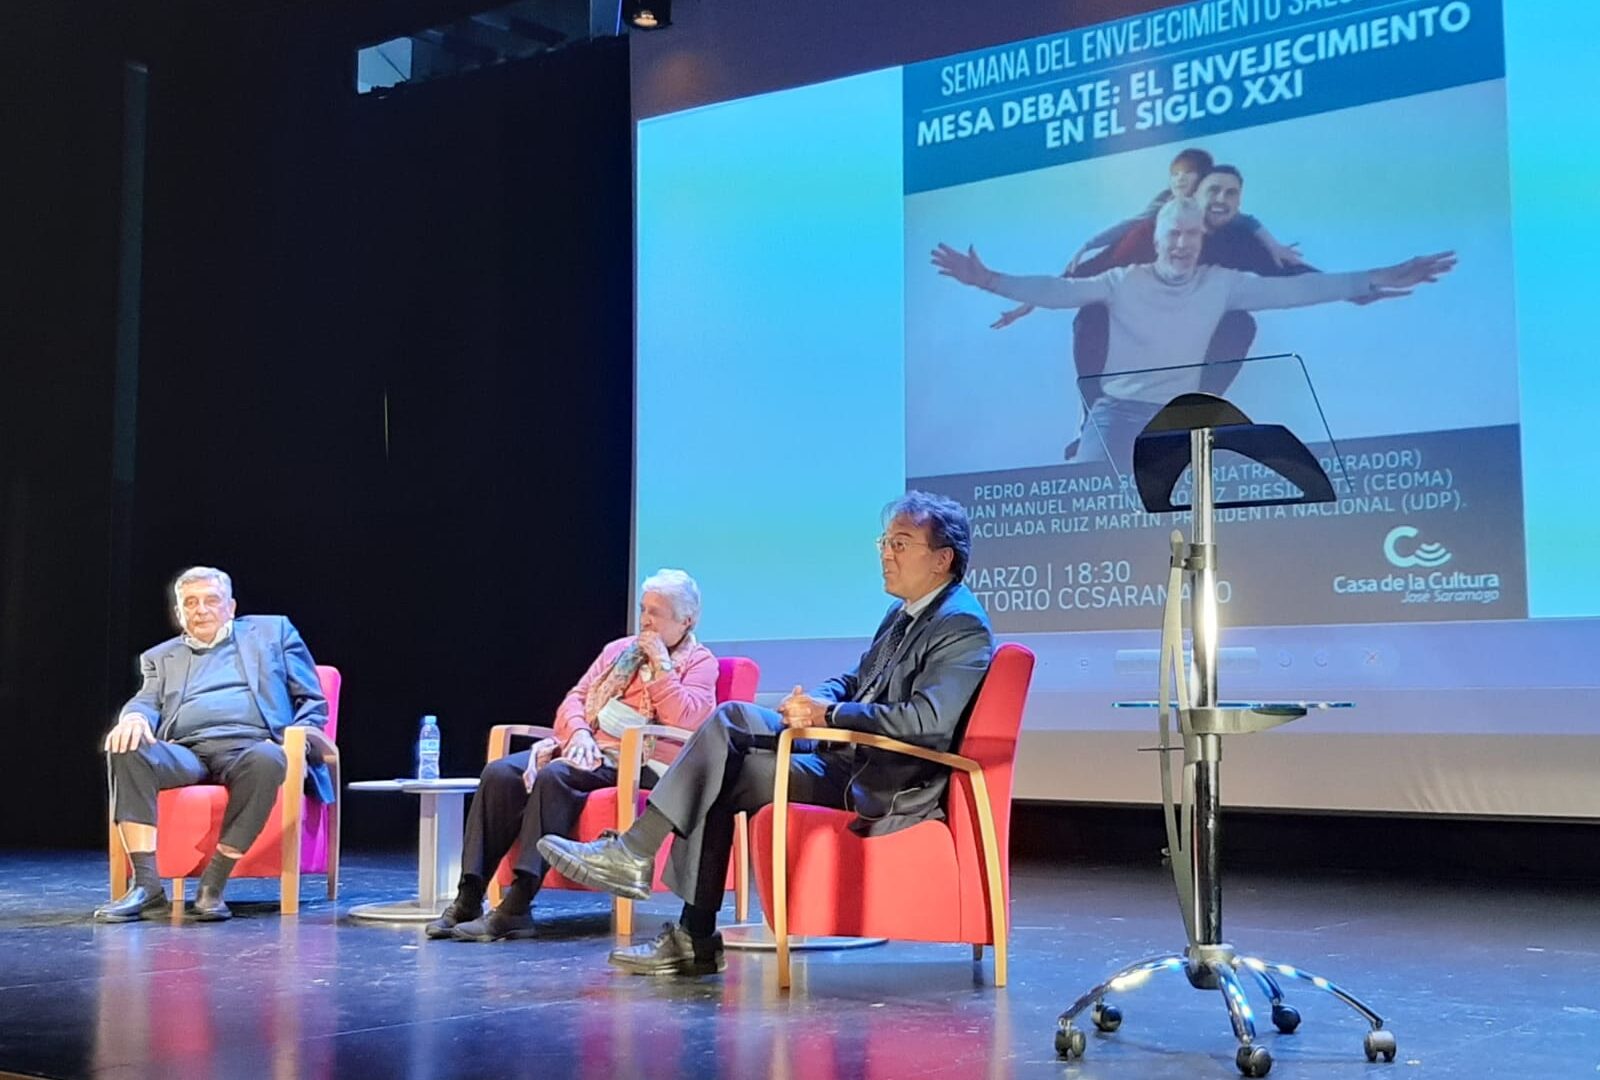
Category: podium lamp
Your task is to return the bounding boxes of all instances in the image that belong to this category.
[1054,355,1397,1077]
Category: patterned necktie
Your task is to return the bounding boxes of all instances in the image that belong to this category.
[857,610,913,699]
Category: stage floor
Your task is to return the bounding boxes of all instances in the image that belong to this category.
[0,850,1595,1079]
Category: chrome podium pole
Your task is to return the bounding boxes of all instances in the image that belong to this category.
[1188,426,1224,951]
[1053,417,1395,1077]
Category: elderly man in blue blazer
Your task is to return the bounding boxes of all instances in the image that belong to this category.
[540,491,995,976]
[96,566,329,923]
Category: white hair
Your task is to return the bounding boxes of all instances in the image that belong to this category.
[172,566,233,604]
[640,567,701,625]
[1155,194,1204,234]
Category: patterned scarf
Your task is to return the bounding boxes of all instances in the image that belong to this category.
[581,632,699,726]
[583,641,652,726]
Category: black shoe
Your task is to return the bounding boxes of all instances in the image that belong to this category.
[609,923,725,976]
[94,884,171,923]
[450,908,538,942]
[425,895,484,940]
[536,831,652,901]
[192,885,232,922]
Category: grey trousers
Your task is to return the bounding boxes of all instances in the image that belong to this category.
[109,735,287,853]
[648,702,854,911]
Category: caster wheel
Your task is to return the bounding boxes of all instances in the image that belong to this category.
[1236,1044,1273,1077]
[1270,1003,1301,1034]
[1055,1022,1086,1060]
[1363,1029,1397,1063]
[1090,1002,1123,1033]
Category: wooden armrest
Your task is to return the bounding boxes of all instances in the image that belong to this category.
[628,723,697,745]
[768,726,1008,988]
[280,725,339,914]
[286,725,339,762]
[616,723,698,777]
[487,723,559,762]
[777,727,981,774]
[614,723,695,832]
[283,726,341,794]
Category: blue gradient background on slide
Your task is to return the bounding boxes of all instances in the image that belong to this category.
[634,70,905,642]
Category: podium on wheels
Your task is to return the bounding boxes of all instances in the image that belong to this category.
[1054,355,1396,1077]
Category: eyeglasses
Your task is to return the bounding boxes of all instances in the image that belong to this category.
[875,534,937,556]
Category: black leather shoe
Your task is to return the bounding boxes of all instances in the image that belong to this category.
[94,885,171,923]
[450,908,537,942]
[536,831,652,901]
[192,886,232,922]
[425,896,484,940]
[609,923,725,976]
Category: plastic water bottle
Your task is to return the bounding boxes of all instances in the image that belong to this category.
[417,715,441,781]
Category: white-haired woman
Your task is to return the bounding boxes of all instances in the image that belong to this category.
[430,569,718,941]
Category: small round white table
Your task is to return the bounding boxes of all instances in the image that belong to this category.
[347,778,480,922]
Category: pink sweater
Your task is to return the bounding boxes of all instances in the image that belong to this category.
[553,635,718,764]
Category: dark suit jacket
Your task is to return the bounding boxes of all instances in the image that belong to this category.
[119,614,334,802]
[813,582,995,836]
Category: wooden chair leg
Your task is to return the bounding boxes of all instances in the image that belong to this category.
[280,737,305,916]
[170,878,187,921]
[326,798,341,901]
[772,738,795,990]
[487,877,503,909]
[775,891,791,989]
[280,800,304,915]
[109,819,129,899]
[734,811,750,923]
[614,733,641,937]
[966,770,1010,988]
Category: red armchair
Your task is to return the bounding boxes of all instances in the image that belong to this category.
[752,642,1034,988]
[108,664,343,916]
[488,655,759,934]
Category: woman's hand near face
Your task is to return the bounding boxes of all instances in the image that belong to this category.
[636,630,669,672]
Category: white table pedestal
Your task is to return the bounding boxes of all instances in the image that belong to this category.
[347,779,479,923]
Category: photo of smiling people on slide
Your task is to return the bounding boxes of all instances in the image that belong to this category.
[931,194,1455,471]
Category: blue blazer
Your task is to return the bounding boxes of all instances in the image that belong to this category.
[814,581,995,836]
[119,615,334,803]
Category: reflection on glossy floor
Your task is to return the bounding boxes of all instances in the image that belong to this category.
[1,851,1596,1079]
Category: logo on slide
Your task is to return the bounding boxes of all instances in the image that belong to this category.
[1383,526,1452,569]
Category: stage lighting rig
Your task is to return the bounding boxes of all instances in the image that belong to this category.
[625,0,671,30]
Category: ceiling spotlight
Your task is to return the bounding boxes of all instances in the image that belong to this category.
[625,0,671,29]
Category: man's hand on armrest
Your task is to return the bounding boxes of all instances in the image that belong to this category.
[105,714,154,754]
[778,685,830,729]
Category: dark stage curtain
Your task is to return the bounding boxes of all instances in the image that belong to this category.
[4,6,633,848]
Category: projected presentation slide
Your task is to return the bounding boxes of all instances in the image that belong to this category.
[904,1,1523,631]
[633,0,1600,814]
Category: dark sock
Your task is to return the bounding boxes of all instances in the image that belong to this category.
[198,852,237,897]
[455,874,486,910]
[498,873,537,916]
[680,902,718,940]
[129,851,161,894]
[620,805,673,858]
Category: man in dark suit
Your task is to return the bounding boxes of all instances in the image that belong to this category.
[538,491,995,976]
[96,566,330,923]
